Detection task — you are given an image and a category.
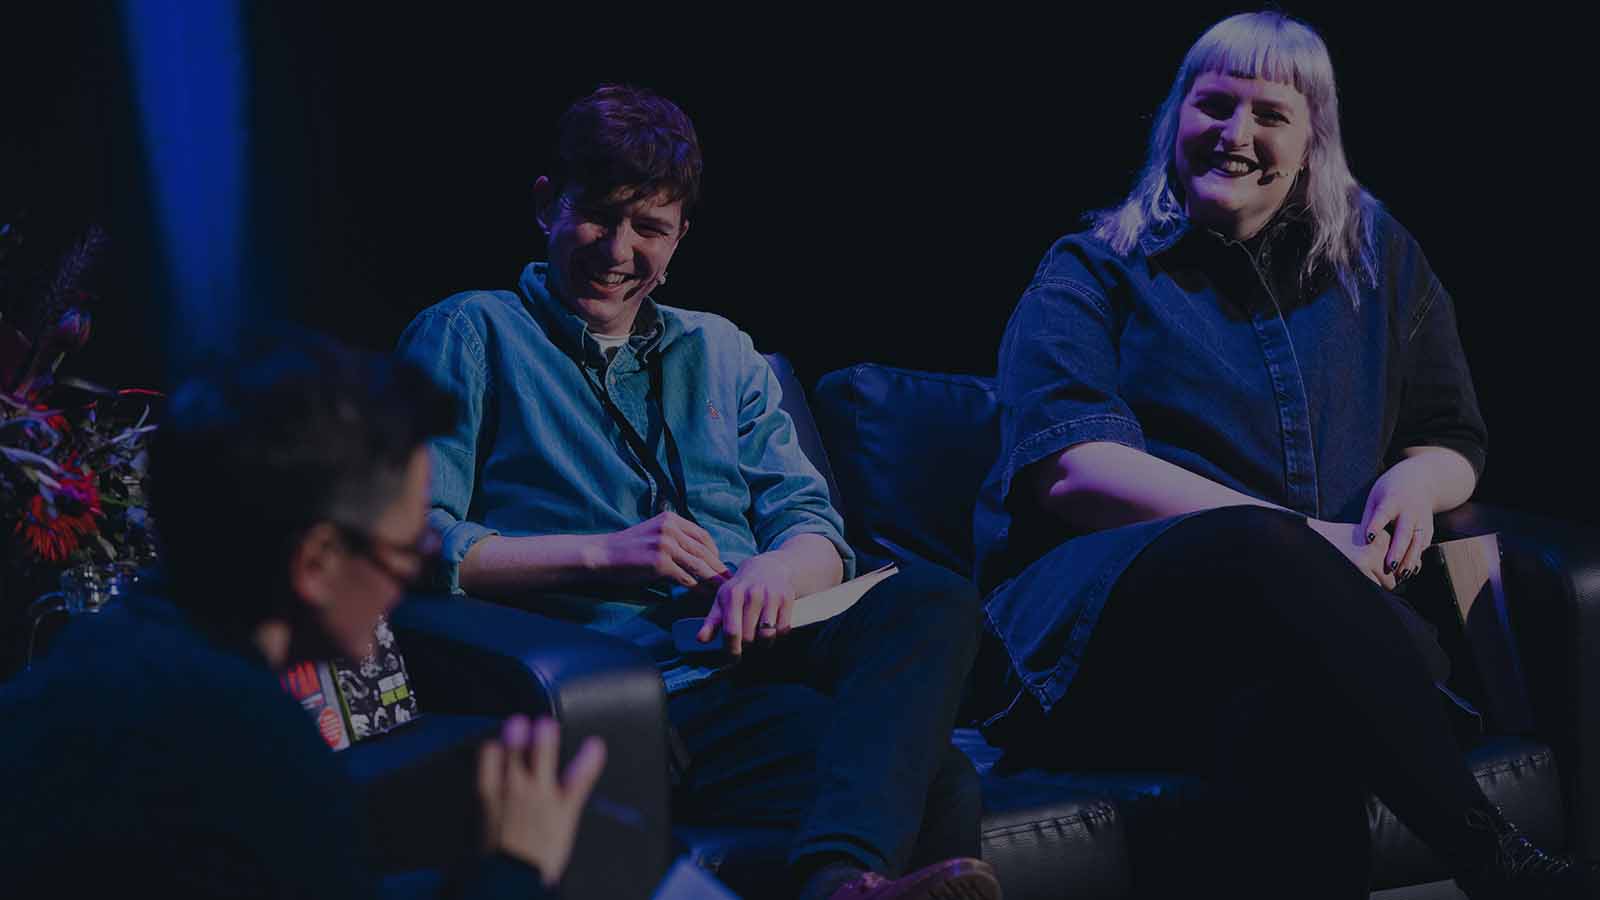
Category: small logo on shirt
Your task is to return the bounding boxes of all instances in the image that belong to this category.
[707,402,722,420]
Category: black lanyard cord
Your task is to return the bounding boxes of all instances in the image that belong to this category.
[576,348,697,525]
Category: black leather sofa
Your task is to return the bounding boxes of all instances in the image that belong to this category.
[365,355,1596,900]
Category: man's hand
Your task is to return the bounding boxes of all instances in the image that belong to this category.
[1307,518,1397,590]
[1359,458,1438,584]
[695,552,799,656]
[592,512,725,588]
[478,715,606,888]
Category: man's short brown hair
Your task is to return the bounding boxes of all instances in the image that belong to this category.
[552,84,703,216]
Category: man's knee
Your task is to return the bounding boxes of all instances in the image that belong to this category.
[868,559,981,625]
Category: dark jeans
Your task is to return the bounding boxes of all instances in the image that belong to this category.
[668,558,983,878]
[999,507,1491,899]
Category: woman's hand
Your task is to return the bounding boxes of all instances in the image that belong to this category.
[1359,458,1440,584]
[1306,518,1398,590]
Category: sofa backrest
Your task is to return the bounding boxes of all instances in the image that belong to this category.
[811,364,1000,576]
[764,353,847,516]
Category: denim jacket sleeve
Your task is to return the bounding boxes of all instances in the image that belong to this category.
[396,298,502,595]
[1383,226,1489,479]
[733,330,857,580]
[994,239,1148,508]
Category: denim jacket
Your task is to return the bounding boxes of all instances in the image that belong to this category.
[398,262,854,602]
[974,204,1487,717]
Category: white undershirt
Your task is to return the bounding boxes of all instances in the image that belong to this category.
[590,332,629,360]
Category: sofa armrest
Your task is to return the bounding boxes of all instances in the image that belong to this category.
[389,593,672,899]
[390,594,659,718]
[1436,502,1600,862]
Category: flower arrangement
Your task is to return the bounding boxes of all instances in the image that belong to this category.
[0,221,159,569]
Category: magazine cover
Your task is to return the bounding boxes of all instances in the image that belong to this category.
[281,615,420,749]
[328,614,421,742]
[279,659,352,751]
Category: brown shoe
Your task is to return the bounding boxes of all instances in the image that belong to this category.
[826,857,1001,900]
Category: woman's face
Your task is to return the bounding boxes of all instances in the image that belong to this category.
[1174,71,1313,240]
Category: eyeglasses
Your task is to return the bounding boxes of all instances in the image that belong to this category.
[334,523,442,589]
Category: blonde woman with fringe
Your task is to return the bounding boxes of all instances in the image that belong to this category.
[971,11,1588,898]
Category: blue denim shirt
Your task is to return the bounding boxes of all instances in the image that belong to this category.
[398,263,854,689]
[975,204,1487,718]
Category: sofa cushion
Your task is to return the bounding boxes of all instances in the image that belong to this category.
[681,729,1563,900]
[812,365,1000,575]
[676,795,1133,900]
[955,726,1564,896]
[677,729,1132,900]
[1368,735,1565,888]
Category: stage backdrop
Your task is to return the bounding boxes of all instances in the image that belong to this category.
[5,3,1594,526]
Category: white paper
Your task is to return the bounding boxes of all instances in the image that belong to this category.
[788,562,899,628]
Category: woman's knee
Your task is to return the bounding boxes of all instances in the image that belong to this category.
[1171,505,1321,557]
[1133,506,1353,599]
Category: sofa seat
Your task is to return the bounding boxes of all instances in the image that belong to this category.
[676,726,1561,900]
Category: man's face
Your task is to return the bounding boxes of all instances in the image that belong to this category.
[315,447,435,660]
[537,180,687,336]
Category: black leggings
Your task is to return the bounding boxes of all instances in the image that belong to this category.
[1036,506,1489,897]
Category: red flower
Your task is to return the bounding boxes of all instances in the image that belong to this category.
[16,494,95,563]
[56,462,101,514]
[31,402,68,437]
[14,461,102,563]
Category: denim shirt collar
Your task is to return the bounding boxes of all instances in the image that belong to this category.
[1142,207,1323,312]
[1138,218,1194,258]
[517,262,672,368]
[1141,202,1313,263]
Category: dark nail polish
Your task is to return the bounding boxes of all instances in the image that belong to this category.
[1384,560,1396,574]
[1367,532,1376,544]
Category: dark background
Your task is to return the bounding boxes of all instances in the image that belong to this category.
[4,3,1594,525]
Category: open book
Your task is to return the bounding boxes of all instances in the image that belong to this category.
[672,562,900,653]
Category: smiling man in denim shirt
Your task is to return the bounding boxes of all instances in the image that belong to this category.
[398,85,998,900]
